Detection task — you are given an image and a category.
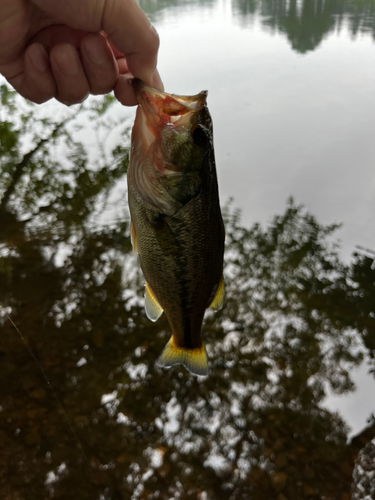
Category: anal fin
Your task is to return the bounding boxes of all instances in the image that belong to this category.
[145,282,163,322]
[209,275,225,310]
[156,336,209,377]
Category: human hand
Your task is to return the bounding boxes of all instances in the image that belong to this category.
[0,0,163,106]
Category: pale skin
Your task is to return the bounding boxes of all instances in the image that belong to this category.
[0,0,163,106]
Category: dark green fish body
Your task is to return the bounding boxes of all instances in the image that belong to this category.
[127,80,224,376]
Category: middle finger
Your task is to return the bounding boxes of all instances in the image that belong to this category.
[80,33,118,95]
[50,43,90,105]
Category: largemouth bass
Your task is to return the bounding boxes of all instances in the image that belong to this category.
[127,80,225,376]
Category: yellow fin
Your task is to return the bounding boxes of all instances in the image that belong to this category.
[209,275,225,310]
[130,221,138,257]
[145,283,163,322]
[156,337,209,377]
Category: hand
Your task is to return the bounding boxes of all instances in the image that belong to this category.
[0,0,163,106]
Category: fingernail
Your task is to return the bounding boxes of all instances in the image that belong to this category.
[54,44,80,76]
[82,35,109,65]
[152,69,164,91]
[29,44,49,73]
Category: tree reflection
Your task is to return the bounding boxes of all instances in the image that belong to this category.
[136,0,375,52]
[234,0,375,53]
[1,83,375,498]
[138,0,217,22]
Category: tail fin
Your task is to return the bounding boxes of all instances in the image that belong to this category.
[156,337,209,377]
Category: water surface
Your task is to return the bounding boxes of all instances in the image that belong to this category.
[0,1,375,499]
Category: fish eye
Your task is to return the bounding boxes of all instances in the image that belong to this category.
[191,125,209,148]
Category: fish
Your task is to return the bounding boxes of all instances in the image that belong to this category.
[127,79,225,376]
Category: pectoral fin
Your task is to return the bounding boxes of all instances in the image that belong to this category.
[130,221,138,257]
[209,275,225,310]
[156,336,209,377]
[145,283,163,322]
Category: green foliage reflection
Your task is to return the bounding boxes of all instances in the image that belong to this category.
[234,0,375,52]
[0,83,375,499]
[137,0,375,53]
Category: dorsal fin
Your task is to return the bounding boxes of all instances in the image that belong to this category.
[145,283,163,322]
[209,275,225,310]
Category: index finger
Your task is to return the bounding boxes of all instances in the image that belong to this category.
[102,0,160,88]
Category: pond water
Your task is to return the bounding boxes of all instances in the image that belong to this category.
[149,0,375,261]
[1,0,375,499]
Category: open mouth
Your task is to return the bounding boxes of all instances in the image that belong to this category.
[133,79,207,125]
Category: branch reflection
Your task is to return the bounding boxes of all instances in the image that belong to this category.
[0,83,374,499]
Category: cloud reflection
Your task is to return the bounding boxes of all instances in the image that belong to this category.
[1,83,375,498]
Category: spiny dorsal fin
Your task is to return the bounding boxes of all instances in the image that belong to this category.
[156,336,209,377]
[130,221,138,257]
[209,275,225,310]
[145,282,163,322]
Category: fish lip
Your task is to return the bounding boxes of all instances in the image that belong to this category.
[132,79,208,121]
[132,78,158,100]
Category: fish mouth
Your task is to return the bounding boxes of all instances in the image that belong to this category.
[132,79,207,129]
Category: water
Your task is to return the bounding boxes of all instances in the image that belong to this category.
[1,1,375,499]
[149,0,375,262]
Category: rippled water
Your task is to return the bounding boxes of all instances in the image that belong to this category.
[1,1,375,499]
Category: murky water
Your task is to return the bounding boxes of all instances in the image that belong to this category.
[1,0,375,499]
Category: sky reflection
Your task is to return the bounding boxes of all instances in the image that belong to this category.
[1,0,375,498]
[1,81,375,498]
